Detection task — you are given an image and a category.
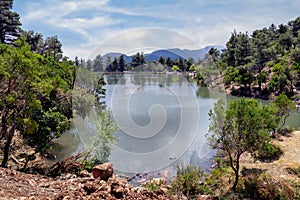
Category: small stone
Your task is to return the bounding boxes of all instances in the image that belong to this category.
[92,162,114,180]
[79,170,92,178]
[160,186,169,194]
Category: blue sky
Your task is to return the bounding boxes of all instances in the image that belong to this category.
[13,0,300,59]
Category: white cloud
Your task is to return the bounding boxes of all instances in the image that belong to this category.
[17,0,300,58]
[87,28,200,59]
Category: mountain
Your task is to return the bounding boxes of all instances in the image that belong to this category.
[101,53,132,63]
[164,46,224,61]
[101,46,224,63]
[144,50,181,62]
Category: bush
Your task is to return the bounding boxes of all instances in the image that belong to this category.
[144,178,165,191]
[278,126,294,136]
[286,166,300,178]
[290,180,300,199]
[255,143,283,162]
[205,166,233,197]
[240,172,295,200]
[170,165,213,198]
[81,156,102,171]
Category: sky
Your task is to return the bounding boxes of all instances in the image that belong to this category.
[13,0,300,60]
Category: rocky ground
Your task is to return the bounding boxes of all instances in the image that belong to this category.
[0,132,300,199]
[0,162,216,200]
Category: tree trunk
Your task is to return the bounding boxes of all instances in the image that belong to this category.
[232,168,239,192]
[232,155,241,192]
[1,130,14,167]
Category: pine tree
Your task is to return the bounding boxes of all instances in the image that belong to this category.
[93,54,104,72]
[118,54,126,72]
[0,0,21,44]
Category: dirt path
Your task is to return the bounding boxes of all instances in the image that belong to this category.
[241,131,300,181]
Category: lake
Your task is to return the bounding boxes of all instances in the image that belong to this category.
[52,73,300,180]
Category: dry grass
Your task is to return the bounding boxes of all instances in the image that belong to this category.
[241,131,300,186]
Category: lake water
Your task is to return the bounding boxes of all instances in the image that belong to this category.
[52,73,300,180]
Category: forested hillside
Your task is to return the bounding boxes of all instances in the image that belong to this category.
[213,17,300,100]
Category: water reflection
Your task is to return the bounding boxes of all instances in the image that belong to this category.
[53,73,300,180]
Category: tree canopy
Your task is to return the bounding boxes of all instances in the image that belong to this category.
[0,37,74,167]
[0,0,21,44]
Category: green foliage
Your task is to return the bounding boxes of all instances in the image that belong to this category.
[144,181,159,191]
[170,165,213,198]
[81,156,102,171]
[269,58,298,96]
[72,67,106,118]
[207,98,274,191]
[172,65,179,71]
[131,52,146,68]
[290,181,300,200]
[144,178,165,191]
[205,166,233,197]
[195,72,207,86]
[255,143,283,161]
[0,0,21,44]
[216,17,300,99]
[270,93,296,132]
[83,111,118,165]
[0,37,74,167]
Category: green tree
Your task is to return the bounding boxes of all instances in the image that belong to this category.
[158,56,165,65]
[166,57,173,68]
[44,36,63,61]
[0,0,21,44]
[111,57,118,71]
[85,111,118,164]
[131,52,145,68]
[74,56,80,67]
[221,30,238,67]
[21,30,44,53]
[118,54,126,72]
[0,37,74,167]
[207,99,272,191]
[269,57,297,96]
[93,54,104,72]
[86,59,93,71]
[272,94,296,131]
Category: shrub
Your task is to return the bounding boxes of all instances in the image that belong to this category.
[240,172,295,200]
[170,165,213,198]
[255,143,283,162]
[81,156,102,171]
[286,166,300,178]
[205,165,234,197]
[144,178,165,191]
[278,126,294,136]
[290,180,300,199]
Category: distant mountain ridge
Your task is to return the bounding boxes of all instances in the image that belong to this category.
[101,45,224,63]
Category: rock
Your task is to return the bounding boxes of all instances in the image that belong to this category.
[83,180,101,195]
[152,177,166,185]
[160,185,169,194]
[92,162,114,180]
[79,170,92,178]
[196,195,220,200]
[112,186,125,198]
[181,195,188,200]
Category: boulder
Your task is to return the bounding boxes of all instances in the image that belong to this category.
[92,162,114,180]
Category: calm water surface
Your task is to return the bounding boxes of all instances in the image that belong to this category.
[52,73,300,180]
